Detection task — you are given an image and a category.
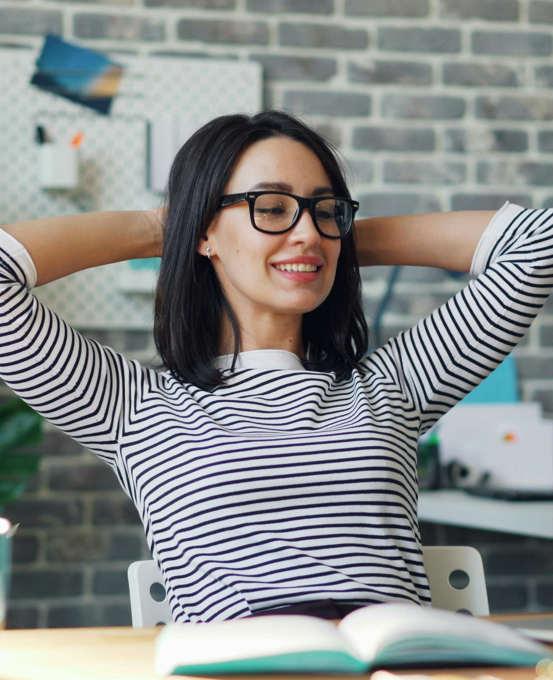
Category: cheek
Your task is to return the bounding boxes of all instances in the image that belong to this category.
[224,257,271,292]
[328,244,341,270]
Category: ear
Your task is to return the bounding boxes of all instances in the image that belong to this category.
[196,233,209,257]
[196,212,219,256]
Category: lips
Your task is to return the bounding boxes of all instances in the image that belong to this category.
[271,256,325,268]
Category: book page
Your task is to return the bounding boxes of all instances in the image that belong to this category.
[155,614,359,671]
[338,603,549,663]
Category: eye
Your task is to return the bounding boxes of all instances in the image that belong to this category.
[256,207,285,215]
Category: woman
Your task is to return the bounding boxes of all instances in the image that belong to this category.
[0,109,549,623]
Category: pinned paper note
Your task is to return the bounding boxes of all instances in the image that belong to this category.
[146,117,205,194]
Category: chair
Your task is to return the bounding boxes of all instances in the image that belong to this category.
[127,559,173,628]
[127,545,489,628]
[422,545,489,616]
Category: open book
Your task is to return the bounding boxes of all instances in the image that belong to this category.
[155,603,551,675]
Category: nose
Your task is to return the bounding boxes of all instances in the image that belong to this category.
[292,206,321,242]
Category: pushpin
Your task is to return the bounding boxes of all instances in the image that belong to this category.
[71,132,84,148]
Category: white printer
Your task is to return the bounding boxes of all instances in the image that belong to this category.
[423,402,553,491]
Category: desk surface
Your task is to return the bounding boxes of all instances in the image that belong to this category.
[0,612,552,680]
[418,489,553,538]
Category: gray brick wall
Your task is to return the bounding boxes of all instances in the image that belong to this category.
[1,0,553,627]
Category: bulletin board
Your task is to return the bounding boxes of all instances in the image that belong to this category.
[0,49,262,329]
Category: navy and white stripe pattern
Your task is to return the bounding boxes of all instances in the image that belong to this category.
[0,201,551,622]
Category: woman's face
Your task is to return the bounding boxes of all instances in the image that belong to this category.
[199,136,342,352]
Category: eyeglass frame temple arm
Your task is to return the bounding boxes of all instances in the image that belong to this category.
[218,193,248,208]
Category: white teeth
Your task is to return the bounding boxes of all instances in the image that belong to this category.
[275,263,319,272]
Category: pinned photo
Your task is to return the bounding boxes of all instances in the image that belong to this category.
[30,34,123,115]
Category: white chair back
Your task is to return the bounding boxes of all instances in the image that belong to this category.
[127,559,172,628]
[422,545,489,616]
[128,545,489,627]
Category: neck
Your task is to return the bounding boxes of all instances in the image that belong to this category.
[217,314,306,359]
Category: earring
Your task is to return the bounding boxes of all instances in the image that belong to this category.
[206,246,212,260]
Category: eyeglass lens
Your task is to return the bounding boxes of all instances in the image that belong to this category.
[253,194,352,237]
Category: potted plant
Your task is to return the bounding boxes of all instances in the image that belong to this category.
[0,397,44,517]
[0,397,43,628]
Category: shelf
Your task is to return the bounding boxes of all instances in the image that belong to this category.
[418,489,553,539]
[118,268,156,295]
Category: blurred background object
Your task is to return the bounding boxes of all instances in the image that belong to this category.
[0,399,43,518]
[0,517,20,630]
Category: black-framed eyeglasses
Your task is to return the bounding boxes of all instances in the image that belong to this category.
[217,191,360,240]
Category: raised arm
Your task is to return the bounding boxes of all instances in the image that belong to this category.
[354,210,496,272]
[2,207,163,287]
[363,202,553,435]
[0,208,163,470]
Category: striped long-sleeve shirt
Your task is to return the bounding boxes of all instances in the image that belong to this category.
[0,201,550,622]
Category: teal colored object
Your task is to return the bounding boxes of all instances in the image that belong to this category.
[457,354,519,405]
[129,258,160,271]
[172,650,366,675]
[0,529,12,628]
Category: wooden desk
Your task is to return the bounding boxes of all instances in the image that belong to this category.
[0,613,552,680]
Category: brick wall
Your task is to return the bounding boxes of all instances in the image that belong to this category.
[1,0,553,627]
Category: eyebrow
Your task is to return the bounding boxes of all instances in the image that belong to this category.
[248,181,334,196]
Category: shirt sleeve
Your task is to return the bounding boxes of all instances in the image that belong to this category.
[0,227,135,469]
[378,202,552,437]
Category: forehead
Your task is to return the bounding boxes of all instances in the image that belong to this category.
[249,180,334,197]
[229,137,332,188]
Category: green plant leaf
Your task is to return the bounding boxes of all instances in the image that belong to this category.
[0,480,27,507]
[0,398,44,456]
[0,453,41,477]
[0,398,44,509]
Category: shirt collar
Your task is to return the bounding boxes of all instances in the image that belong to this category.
[213,349,307,372]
